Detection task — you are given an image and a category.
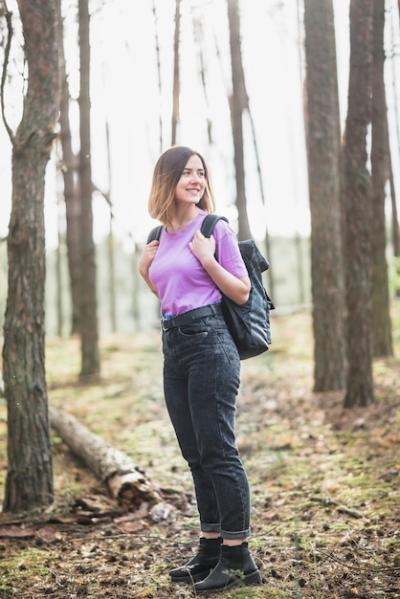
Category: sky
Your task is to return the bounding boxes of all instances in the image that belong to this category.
[1,0,399,251]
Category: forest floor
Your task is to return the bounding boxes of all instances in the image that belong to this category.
[0,308,399,599]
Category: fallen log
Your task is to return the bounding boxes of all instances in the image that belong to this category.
[49,406,168,515]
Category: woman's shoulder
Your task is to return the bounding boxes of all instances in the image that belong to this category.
[210,215,236,239]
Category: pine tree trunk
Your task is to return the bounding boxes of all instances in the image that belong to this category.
[59,6,81,337]
[171,0,180,145]
[371,0,393,357]
[342,0,374,408]
[227,0,252,241]
[388,138,400,257]
[55,172,64,338]
[2,0,61,512]
[49,407,161,506]
[389,4,400,258]
[304,0,346,391]
[132,242,141,331]
[105,119,117,334]
[78,0,100,377]
[152,0,163,153]
[193,15,214,145]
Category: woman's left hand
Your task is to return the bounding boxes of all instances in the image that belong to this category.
[189,230,216,265]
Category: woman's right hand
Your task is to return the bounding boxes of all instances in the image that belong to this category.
[138,240,159,277]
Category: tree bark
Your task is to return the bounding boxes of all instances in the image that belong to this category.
[152,0,163,153]
[105,118,117,333]
[171,0,180,145]
[193,14,214,145]
[389,3,400,258]
[49,407,161,507]
[78,0,100,377]
[342,0,374,408]
[132,241,141,331]
[388,133,400,258]
[55,168,64,338]
[304,0,346,391]
[2,0,61,512]
[59,6,81,337]
[371,0,393,357]
[227,0,252,241]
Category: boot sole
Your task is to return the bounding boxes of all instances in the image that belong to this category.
[170,568,213,584]
[194,569,262,593]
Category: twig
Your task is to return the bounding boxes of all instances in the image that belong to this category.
[1,2,15,145]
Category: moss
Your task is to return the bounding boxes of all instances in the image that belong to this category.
[0,547,58,591]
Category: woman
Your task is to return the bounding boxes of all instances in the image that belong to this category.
[138,146,261,593]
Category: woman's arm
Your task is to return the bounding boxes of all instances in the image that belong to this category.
[201,257,251,305]
[141,271,159,296]
[138,240,159,296]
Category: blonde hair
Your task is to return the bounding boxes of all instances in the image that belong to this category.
[148,146,215,227]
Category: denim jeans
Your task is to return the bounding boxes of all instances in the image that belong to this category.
[161,304,251,540]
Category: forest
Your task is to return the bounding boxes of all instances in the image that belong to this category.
[0,0,399,598]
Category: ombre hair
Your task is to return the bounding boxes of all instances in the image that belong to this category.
[148,146,215,228]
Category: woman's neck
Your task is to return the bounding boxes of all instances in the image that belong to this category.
[168,206,202,231]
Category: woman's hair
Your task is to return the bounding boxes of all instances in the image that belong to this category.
[148,145,215,227]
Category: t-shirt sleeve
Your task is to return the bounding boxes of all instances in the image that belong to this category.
[213,220,248,279]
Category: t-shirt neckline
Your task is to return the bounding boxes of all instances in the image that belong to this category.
[164,209,205,235]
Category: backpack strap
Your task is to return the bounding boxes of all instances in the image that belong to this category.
[200,214,229,238]
[147,214,228,244]
[146,225,163,244]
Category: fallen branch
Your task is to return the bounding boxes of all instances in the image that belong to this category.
[49,406,166,514]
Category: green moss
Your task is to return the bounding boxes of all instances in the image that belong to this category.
[0,547,58,589]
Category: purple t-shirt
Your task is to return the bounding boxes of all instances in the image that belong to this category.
[148,209,248,317]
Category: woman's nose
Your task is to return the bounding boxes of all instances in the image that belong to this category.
[190,173,202,184]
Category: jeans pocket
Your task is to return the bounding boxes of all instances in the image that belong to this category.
[178,326,209,338]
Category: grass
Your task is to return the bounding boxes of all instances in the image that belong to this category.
[0,306,399,597]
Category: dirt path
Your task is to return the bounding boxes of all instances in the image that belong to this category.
[0,310,399,598]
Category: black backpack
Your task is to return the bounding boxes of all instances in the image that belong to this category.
[146,214,275,360]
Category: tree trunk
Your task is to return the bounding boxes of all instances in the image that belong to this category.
[388,135,400,258]
[152,0,163,153]
[389,3,400,258]
[227,0,252,241]
[59,7,81,337]
[342,0,374,408]
[193,14,214,145]
[55,167,64,338]
[171,0,180,145]
[295,0,307,306]
[2,0,61,512]
[78,0,100,377]
[105,118,117,334]
[49,407,162,507]
[304,0,346,391]
[132,241,141,331]
[371,0,393,358]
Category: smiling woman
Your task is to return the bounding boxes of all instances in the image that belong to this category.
[137,145,260,593]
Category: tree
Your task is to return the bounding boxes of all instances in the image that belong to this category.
[304,0,346,391]
[171,0,180,145]
[227,0,252,241]
[78,0,100,377]
[1,0,61,511]
[342,0,374,408]
[152,0,163,153]
[371,0,393,357]
[59,3,81,336]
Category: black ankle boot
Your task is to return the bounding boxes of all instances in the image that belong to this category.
[193,541,261,593]
[169,537,222,584]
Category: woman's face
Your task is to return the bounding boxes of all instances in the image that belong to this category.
[174,154,206,207]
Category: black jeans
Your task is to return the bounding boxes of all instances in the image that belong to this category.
[161,303,251,540]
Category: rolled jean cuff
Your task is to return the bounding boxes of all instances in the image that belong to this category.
[221,527,251,540]
[201,522,221,533]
